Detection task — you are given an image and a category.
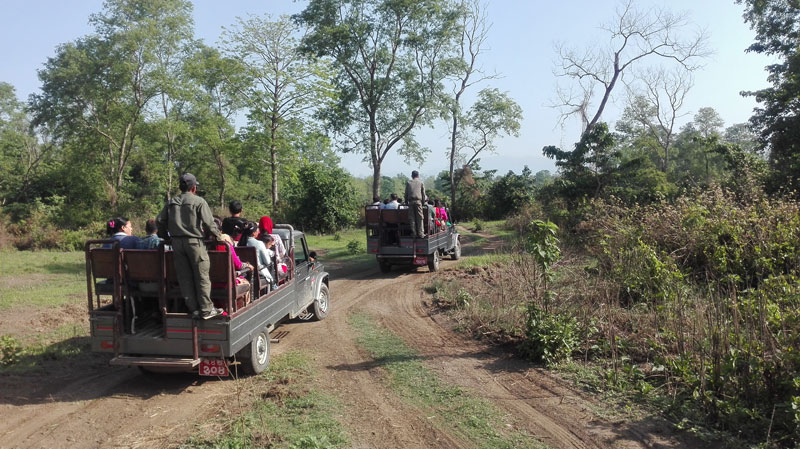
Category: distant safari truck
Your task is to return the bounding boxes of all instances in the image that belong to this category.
[85,225,329,376]
[365,205,460,272]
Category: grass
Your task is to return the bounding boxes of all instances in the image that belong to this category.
[306,228,373,262]
[0,251,86,310]
[348,312,547,449]
[183,351,349,449]
[0,323,91,374]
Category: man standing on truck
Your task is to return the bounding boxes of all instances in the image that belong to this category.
[405,170,426,239]
[156,173,224,319]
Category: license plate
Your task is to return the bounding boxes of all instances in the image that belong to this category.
[199,358,229,377]
[414,256,427,265]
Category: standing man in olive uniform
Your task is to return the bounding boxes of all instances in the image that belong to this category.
[156,173,223,319]
[405,170,426,239]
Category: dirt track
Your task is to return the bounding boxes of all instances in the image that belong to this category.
[0,234,706,448]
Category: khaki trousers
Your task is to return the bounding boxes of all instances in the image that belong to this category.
[172,237,214,314]
[408,201,425,238]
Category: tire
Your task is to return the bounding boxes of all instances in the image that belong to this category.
[239,329,270,375]
[378,259,391,273]
[309,283,329,321]
[451,238,461,260]
[427,250,440,272]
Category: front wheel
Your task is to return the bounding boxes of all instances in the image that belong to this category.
[451,238,461,260]
[427,250,440,272]
[308,284,329,321]
[239,329,270,375]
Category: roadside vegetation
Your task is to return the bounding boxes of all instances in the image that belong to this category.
[430,187,800,448]
[183,351,349,449]
[348,312,547,449]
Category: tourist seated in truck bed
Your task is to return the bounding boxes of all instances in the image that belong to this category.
[136,218,162,249]
[239,221,277,291]
[106,216,140,249]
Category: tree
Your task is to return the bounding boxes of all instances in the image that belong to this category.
[288,162,359,233]
[621,68,693,172]
[295,0,461,198]
[448,88,521,216]
[183,44,246,208]
[736,1,800,191]
[554,0,708,138]
[30,0,194,210]
[0,83,55,206]
[440,0,499,215]
[543,122,618,200]
[222,14,333,207]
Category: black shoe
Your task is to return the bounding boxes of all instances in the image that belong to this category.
[202,308,224,320]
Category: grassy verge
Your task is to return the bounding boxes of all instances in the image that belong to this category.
[429,247,750,447]
[1,323,91,374]
[306,228,372,262]
[0,251,85,310]
[348,312,547,449]
[183,351,349,449]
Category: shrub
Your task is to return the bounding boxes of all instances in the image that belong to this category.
[520,303,579,365]
[471,219,484,232]
[346,239,362,255]
[0,336,23,366]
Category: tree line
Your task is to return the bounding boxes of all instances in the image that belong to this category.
[0,0,524,243]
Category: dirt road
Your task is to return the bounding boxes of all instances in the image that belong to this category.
[0,236,703,448]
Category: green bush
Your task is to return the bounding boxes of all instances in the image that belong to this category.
[520,303,579,365]
[346,239,362,255]
[0,335,23,366]
[471,219,484,232]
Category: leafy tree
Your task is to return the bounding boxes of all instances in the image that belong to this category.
[295,0,461,198]
[30,0,194,210]
[736,0,800,192]
[0,83,55,206]
[449,88,521,213]
[543,122,618,201]
[221,14,333,207]
[183,44,246,208]
[440,0,504,216]
[485,167,535,219]
[287,162,359,233]
[723,123,759,155]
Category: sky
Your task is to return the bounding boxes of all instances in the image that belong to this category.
[0,0,774,179]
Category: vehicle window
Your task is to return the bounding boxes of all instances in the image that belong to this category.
[295,237,309,265]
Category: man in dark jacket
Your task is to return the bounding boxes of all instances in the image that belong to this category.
[156,173,223,319]
[404,170,426,239]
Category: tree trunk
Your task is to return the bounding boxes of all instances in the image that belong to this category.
[370,114,381,199]
[449,110,458,216]
[269,110,279,208]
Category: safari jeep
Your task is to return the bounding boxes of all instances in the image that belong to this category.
[84,225,329,376]
[364,205,460,272]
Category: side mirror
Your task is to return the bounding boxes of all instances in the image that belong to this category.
[309,251,317,263]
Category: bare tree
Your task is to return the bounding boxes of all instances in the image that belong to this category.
[623,67,693,172]
[554,0,709,138]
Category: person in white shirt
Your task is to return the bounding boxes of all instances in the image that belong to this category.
[382,193,399,209]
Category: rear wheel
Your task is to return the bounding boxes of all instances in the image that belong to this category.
[309,284,329,321]
[239,329,270,375]
[427,250,440,272]
[378,259,391,273]
[451,238,461,260]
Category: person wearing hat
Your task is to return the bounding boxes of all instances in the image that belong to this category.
[404,170,426,239]
[156,173,224,319]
